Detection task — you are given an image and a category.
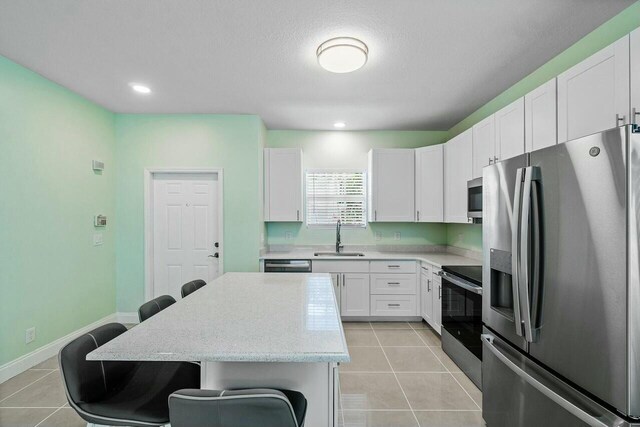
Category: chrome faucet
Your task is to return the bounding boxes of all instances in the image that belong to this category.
[336,220,344,253]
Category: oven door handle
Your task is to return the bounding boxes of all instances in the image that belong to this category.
[441,272,482,295]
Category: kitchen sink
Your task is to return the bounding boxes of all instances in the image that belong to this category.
[314,252,365,257]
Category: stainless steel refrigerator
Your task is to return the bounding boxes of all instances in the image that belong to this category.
[482,125,640,426]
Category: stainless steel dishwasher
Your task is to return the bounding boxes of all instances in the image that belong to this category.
[263,259,312,273]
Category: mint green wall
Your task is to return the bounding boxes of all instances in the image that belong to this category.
[115,115,264,312]
[0,56,116,365]
[445,2,640,252]
[266,130,449,246]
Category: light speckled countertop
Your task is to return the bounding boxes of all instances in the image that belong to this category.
[260,250,481,268]
[88,273,350,363]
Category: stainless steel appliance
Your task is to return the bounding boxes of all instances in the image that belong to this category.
[440,265,483,389]
[263,259,312,273]
[482,125,640,426]
[467,177,483,223]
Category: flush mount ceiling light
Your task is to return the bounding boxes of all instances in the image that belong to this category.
[334,121,346,128]
[129,83,152,94]
[317,37,368,73]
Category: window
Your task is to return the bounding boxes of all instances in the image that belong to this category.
[305,170,366,227]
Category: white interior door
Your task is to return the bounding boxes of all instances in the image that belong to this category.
[152,173,219,300]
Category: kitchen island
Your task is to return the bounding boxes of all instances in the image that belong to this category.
[88,272,349,427]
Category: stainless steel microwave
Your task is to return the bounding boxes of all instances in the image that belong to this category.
[467,177,482,223]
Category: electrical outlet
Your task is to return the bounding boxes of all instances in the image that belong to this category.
[25,327,36,344]
[285,231,293,240]
[93,233,104,246]
[375,232,382,241]
[393,232,401,241]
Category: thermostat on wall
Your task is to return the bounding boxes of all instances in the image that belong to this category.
[92,160,105,171]
[94,215,107,227]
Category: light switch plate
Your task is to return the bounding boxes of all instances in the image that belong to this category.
[375,232,382,241]
[393,232,401,241]
[93,233,104,246]
[285,231,293,240]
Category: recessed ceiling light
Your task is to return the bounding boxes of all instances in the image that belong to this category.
[334,121,346,129]
[129,83,152,94]
[317,37,368,73]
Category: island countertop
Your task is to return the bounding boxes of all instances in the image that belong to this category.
[87,273,350,363]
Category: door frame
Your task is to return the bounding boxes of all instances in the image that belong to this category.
[144,168,224,302]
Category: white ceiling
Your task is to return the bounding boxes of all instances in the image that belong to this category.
[0,0,633,130]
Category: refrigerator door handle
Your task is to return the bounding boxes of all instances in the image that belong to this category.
[481,334,618,427]
[519,167,536,342]
[512,168,524,337]
[529,178,542,341]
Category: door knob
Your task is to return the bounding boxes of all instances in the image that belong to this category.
[208,253,219,258]
[214,242,219,248]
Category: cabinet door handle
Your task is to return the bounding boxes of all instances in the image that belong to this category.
[342,274,345,287]
[388,304,401,308]
[633,108,639,125]
[427,279,431,292]
[296,210,300,221]
[388,265,400,269]
[616,114,626,125]
[416,211,420,221]
[438,285,442,300]
[488,157,493,165]
[387,282,401,286]
[374,210,377,221]
[494,156,499,163]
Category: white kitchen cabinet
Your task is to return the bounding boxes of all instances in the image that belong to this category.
[525,79,557,152]
[557,35,630,143]
[632,28,640,126]
[415,144,444,222]
[368,149,415,222]
[472,114,496,179]
[264,148,303,222]
[495,97,525,161]
[331,273,341,312]
[420,264,433,326]
[341,273,370,317]
[370,295,418,317]
[444,129,473,223]
[370,274,417,295]
[432,269,442,334]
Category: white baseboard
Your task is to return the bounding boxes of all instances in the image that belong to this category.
[116,312,140,324]
[0,313,119,384]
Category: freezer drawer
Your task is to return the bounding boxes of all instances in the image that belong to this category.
[482,328,637,427]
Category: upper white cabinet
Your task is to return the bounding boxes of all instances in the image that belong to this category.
[415,145,444,222]
[632,28,640,126]
[525,79,557,152]
[495,97,525,161]
[264,148,303,222]
[557,35,630,143]
[444,129,473,223]
[368,149,415,222]
[472,114,496,179]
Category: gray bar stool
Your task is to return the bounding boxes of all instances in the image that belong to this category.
[169,388,307,427]
[181,279,207,298]
[138,294,176,322]
[59,323,200,426]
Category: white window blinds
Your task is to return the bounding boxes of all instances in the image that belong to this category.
[306,171,366,227]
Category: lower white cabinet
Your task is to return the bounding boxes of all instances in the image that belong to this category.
[370,295,418,317]
[341,274,370,317]
[370,274,417,295]
[420,262,442,334]
[420,265,434,325]
[432,269,442,334]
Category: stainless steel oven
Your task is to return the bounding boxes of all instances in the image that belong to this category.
[467,177,482,223]
[440,265,483,388]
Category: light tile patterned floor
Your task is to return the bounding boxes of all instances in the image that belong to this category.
[0,321,484,427]
[339,321,484,427]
